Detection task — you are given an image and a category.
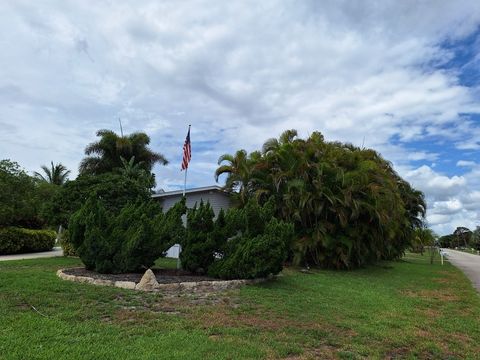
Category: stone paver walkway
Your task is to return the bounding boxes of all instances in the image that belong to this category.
[0,247,63,261]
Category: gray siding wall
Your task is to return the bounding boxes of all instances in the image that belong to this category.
[158,191,231,218]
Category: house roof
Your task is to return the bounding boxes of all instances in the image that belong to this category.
[151,185,228,199]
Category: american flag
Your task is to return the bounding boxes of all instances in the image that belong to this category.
[181,125,191,170]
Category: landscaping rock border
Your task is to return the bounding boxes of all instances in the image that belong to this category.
[57,268,267,295]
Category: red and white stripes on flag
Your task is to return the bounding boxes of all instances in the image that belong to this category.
[181,126,191,170]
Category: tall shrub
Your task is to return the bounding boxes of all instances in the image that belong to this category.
[0,160,42,228]
[215,130,426,269]
[180,201,217,274]
[181,198,293,279]
[69,197,184,273]
[45,172,152,228]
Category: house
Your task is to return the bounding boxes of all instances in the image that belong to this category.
[152,185,232,258]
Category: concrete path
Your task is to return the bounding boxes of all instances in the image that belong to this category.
[443,249,480,292]
[0,247,63,262]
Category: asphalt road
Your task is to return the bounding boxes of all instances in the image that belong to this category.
[0,247,63,262]
[443,249,480,292]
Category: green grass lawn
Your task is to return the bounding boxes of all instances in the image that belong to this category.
[1,254,479,360]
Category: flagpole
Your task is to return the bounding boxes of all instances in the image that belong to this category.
[183,168,187,197]
[182,124,191,197]
[178,124,191,270]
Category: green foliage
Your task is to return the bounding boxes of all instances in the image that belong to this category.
[180,201,217,274]
[472,227,480,250]
[0,159,43,228]
[453,226,472,248]
[181,198,293,279]
[215,130,426,269]
[439,226,478,249]
[0,227,56,255]
[438,234,456,248]
[34,162,71,185]
[44,172,152,228]
[79,129,168,176]
[209,216,294,279]
[410,227,436,254]
[69,197,184,273]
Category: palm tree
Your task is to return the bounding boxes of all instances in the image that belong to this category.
[34,162,71,185]
[215,150,263,206]
[79,129,168,175]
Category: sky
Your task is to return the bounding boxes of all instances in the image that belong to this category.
[0,0,479,235]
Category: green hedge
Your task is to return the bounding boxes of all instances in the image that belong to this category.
[0,227,56,255]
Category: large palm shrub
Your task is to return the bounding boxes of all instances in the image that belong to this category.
[215,130,426,269]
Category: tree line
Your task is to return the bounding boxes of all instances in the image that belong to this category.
[439,226,480,250]
[2,128,430,271]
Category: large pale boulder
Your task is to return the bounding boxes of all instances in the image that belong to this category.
[135,269,159,291]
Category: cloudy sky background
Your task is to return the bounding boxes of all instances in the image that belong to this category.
[1,0,479,235]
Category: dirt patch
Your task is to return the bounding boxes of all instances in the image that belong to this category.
[401,289,460,302]
[450,332,473,346]
[432,278,451,284]
[416,307,441,319]
[384,347,411,359]
[63,267,216,284]
[194,303,357,340]
[414,328,432,338]
[283,345,340,360]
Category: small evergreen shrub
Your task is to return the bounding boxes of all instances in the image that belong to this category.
[0,227,56,255]
[181,198,294,279]
[180,202,228,274]
[69,197,185,273]
[208,217,294,279]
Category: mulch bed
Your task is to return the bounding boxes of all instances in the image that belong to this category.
[63,267,217,284]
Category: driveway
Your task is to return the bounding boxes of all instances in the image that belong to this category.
[0,247,63,261]
[442,249,480,292]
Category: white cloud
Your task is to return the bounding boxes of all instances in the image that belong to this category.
[405,165,467,200]
[0,0,480,234]
[457,160,477,167]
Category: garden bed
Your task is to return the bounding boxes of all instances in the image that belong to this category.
[57,267,266,294]
[62,267,216,284]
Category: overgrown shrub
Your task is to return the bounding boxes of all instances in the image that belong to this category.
[215,130,427,269]
[209,217,294,279]
[180,202,228,274]
[209,199,293,279]
[0,227,56,255]
[69,197,185,273]
[181,198,293,279]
